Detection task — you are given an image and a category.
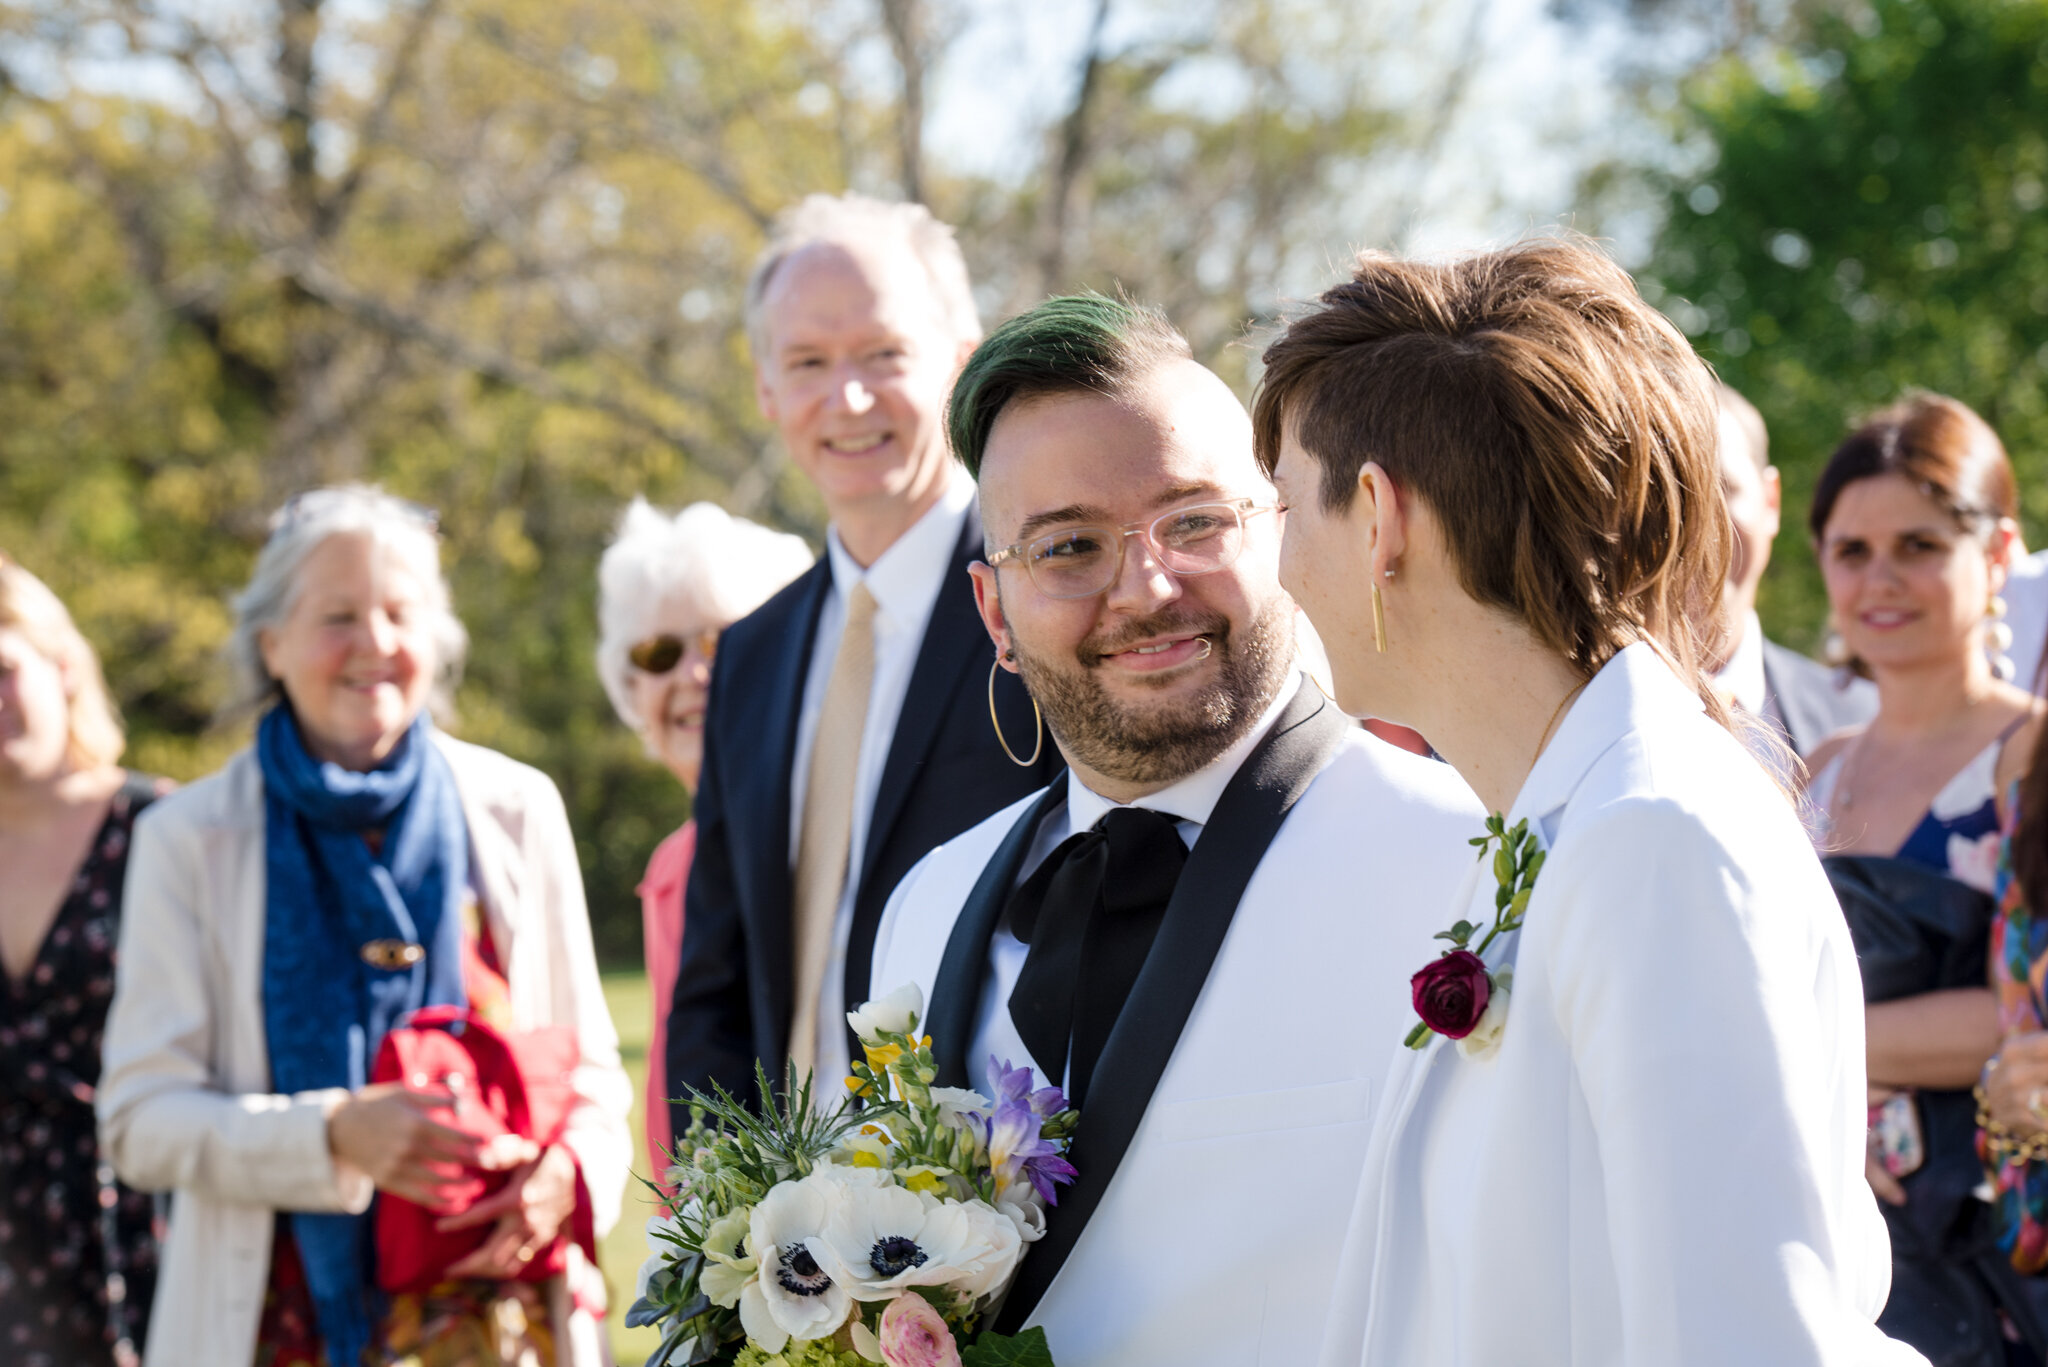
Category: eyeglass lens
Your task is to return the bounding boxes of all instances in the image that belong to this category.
[1025,502,1249,599]
[629,629,720,674]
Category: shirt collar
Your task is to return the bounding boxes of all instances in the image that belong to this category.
[1711,610,1768,715]
[823,469,977,621]
[1064,674,1302,835]
[1508,641,1704,835]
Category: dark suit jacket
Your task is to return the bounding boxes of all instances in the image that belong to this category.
[666,504,1062,1116]
[1761,637,1878,759]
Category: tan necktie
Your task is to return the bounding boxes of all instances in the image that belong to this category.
[789,582,877,1079]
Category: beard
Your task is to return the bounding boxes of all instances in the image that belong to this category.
[1010,592,1298,789]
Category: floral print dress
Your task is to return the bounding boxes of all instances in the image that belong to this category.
[0,774,167,1367]
[1987,786,2048,1272]
[1810,733,2012,891]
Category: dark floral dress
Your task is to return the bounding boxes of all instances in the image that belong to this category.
[1,773,168,1367]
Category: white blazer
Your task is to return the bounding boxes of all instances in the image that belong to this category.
[870,692,1485,1367]
[1320,644,1925,1367]
[97,734,633,1367]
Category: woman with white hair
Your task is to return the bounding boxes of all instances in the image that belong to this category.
[0,555,166,1367]
[595,498,811,1169]
[97,486,631,1367]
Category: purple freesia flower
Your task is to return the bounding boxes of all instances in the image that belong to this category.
[988,1056,1067,1121]
[977,1058,1078,1206]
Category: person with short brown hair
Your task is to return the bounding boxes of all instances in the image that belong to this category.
[1257,239,1918,1366]
[1709,383,1875,756]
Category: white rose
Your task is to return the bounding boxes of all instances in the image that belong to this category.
[847,983,924,1044]
[1456,971,1513,1061]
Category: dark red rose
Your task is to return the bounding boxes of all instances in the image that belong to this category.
[1411,950,1491,1039]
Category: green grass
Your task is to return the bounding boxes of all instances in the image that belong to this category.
[600,968,665,1367]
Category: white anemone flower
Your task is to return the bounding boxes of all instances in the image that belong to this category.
[847,983,923,1044]
[698,1207,757,1309]
[740,1174,860,1349]
[813,1183,1023,1303]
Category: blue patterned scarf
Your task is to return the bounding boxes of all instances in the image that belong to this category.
[258,707,469,1367]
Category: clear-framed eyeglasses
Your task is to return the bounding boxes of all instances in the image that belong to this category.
[986,497,1280,600]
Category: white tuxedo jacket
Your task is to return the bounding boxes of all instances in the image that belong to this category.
[869,684,1484,1366]
[1320,645,1925,1367]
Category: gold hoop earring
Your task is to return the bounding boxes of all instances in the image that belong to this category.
[988,655,1043,767]
[1370,583,1389,654]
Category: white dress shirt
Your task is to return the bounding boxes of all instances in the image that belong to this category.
[1712,608,1768,715]
[966,681,1296,1086]
[791,469,978,1087]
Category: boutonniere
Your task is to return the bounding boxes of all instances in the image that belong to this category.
[1404,814,1544,1060]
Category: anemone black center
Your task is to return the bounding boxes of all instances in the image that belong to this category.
[869,1235,930,1278]
[777,1244,833,1296]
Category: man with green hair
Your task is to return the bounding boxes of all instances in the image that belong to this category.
[866,294,1482,1365]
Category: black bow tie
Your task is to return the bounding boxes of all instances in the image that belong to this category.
[1005,806,1189,1109]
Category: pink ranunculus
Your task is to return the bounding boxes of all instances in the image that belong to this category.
[877,1291,962,1367]
[1411,949,1491,1039]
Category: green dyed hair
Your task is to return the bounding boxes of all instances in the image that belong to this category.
[946,292,1193,479]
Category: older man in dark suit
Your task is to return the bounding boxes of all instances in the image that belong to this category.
[666,195,1060,1119]
[1711,383,1876,756]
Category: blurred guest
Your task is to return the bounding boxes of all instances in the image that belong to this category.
[594,498,811,1171]
[98,486,631,1367]
[1974,708,2048,1354]
[2001,546,2048,690]
[667,193,1060,1125]
[1709,383,1875,756]
[1802,395,2045,1360]
[0,557,164,1367]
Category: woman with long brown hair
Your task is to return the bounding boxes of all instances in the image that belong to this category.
[1255,239,1916,1365]
[1800,395,2044,1363]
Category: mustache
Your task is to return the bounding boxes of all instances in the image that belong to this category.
[1078,609,1231,666]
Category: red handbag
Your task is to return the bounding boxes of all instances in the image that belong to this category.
[369,1005,594,1292]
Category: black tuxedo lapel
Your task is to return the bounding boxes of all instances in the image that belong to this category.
[994,681,1350,1332]
[926,781,1069,1089]
[847,508,990,1007]
[748,559,833,1057]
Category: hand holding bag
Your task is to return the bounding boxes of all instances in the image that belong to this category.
[369,1005,594,1292]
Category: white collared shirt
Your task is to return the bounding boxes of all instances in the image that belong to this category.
[972,679,1300,1088]
[1712,609,1768,716]
[792,469,979,1088]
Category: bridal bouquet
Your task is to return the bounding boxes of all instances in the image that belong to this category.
[630,985,1077,1367]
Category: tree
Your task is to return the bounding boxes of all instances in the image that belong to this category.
[1643,0,2048,649]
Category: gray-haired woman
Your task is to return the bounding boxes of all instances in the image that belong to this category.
[97,485,630,1366]
[594,498,811,1171]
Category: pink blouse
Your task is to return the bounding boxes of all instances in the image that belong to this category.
[637,821,694,1177]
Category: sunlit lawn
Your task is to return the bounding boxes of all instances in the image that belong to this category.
[600,969,664,1366]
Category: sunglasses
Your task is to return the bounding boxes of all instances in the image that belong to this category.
[629,629,721,674]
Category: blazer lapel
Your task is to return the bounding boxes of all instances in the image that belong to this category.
[845,508,989,1015]
[927,781,1068,1089]
[859,508,985,892]
[750,561,834,1046]
[995,680,1350,1331]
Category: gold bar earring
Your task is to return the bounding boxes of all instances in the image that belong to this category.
[1371,580,1389,654]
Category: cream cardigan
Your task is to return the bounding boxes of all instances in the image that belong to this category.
[98,734,633,1367]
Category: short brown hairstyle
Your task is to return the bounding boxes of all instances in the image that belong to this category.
[1252,236,1728,686]
[0,557,126,769]
[1807,391,2016,544]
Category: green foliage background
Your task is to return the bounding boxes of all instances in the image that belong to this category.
[1644,0,2048,653]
